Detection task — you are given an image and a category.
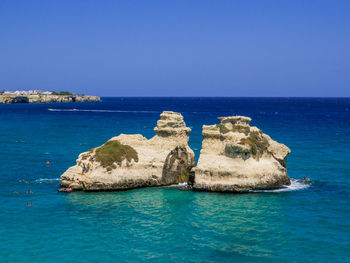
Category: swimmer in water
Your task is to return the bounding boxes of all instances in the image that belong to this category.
[26,190,33,194]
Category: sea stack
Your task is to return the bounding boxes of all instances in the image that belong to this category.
[60,111,195,191]
[193,116,291,192]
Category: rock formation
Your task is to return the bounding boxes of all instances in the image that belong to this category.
[193,116,291,192]
[60,111,195,191]
[0,94,100,104]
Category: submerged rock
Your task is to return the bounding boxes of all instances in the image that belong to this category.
[60,111,195,191]
[193,116,291,192]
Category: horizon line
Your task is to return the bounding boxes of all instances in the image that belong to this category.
[97,96,350,98]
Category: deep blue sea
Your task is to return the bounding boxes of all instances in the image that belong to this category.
[1,98,350,262]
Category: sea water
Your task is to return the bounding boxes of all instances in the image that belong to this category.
[0,98,349,262]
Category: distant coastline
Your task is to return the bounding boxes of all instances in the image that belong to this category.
[0,90,100,104]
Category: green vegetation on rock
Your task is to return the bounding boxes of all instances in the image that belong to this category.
[95,140,138,170]
[217,123,250,134]
[80,149,94,161]
[81,153,89,160]
[51,91,73,95]
[239,131,269,159]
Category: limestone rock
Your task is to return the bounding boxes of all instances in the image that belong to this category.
[60,111,195,191]
[193,116,291,192]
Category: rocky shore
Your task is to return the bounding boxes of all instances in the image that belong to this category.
[0,94,100,104]
[60,112,291,193]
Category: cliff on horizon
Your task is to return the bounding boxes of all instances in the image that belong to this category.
[0,94,101,104]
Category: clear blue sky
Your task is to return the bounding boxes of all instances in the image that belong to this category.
[0,0,349,97]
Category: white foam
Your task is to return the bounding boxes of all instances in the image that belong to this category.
[251,179,311,193]
[35,178,61,183]
[167,182,188,188]
[48,109,159,113]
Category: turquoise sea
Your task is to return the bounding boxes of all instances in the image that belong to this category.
[0,98,350,262]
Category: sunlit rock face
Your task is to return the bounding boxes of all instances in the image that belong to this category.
[60,111,195,191]
[193,116,291,192]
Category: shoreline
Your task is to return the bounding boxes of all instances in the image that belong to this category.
[0,94,101,104]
